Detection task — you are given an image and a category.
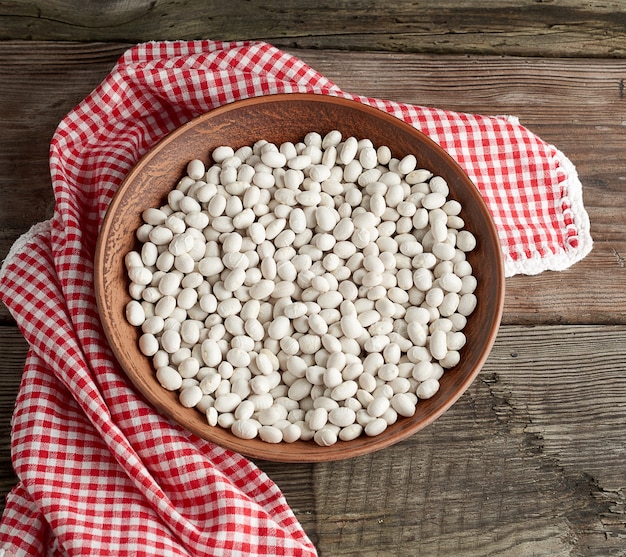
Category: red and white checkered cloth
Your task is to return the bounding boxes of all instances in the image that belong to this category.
[0,40,591,556]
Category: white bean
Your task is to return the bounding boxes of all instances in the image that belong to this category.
[330,380,358,401]
[282,423,302,443]
[364,417,388,437]
[391,393,416,417]
[160,329,181,353]
[432,242,456,261]
[200,372,221,395]
[367,396,390,418]
[286,378,313,402]
[178,357,200,379]
[259,425,283,444]
[397,154,417,175]
[257,404,287,425]
[314,427,338,447]
[416,378,440,399]
[231,419,259,440]
[179,385,203,408]
[308,407,328,431]
[456,230,477,252]
[156,366,183,391]
[125,300,146,326]
[458,293,478,316]
[249,279,275,300]
[339,423,363,441]
[340,315,364,339]
[214,392,242,413]
[329,407,357,427]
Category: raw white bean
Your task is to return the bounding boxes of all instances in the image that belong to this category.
[456,230,477,252]
[323,367,343,389]
[125,300,146,326]
[282,423,302,443]
[288,377,313,401]
[179,385,203,408]
[397,154,417,175]
[314,427,338,447]
[178,357,200,379]
[156,366,183,391]
[321,333,342,354]
[227,347,250,368]
[391,393,416,417]
[233,400,254,421]
[308,407,328,431]
[378,361,400,381]
[250,279,275,300]
[257,404,287,425]
[416,378,440,399]
[299,334,322,355]
[258,425,283,443]
[458,293,478,316]
[429,329,448,360]
[329,407,357,427]
[439,272,463,293]
[367,396,390,418]
[128,266,152,286]
[339,423,363,441]
[432,242,456,261]
[160,329,181,353]
[364,417,388,437]
[330,380,358,401]
[308,313,329,335]
[231,419,259,439]
[340,315,364,339]
[214,392,242,413]
[200,372,221,395]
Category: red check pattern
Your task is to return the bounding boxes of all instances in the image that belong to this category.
[0,40,591,556]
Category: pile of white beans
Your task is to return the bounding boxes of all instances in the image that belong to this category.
[124,130,478,446]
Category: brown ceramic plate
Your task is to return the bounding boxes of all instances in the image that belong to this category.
[95,93,504,462]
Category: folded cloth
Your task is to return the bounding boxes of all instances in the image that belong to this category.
[0,39,592,556]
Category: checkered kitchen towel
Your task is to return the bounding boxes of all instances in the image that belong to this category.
[0,40,592,556]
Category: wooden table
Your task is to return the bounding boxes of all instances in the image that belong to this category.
[1,2,625,555]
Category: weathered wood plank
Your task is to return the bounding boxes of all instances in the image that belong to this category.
[298,52,626,123]
[2,324,625,555]
[1,44,624,325]
[0,328,23,508]
[3,1,626,58]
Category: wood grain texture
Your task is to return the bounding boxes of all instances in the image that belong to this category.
[0,328,24,501]
[3,324,625,555]
[2,0,626,58]
[1,44,624,325]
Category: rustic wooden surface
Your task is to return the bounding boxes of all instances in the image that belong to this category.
[4,0,626,58]
[1,2,626,555]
